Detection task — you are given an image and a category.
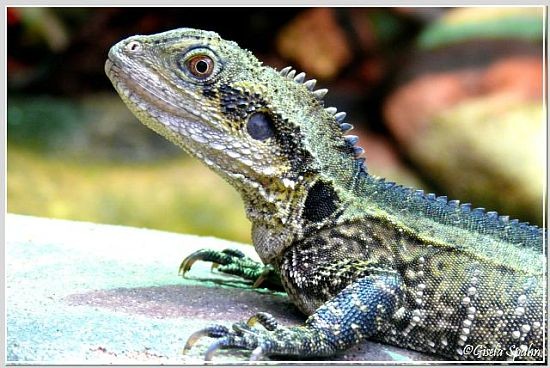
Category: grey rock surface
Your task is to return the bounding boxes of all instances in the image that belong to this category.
[6,214,438,364]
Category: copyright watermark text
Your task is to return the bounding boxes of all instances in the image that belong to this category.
[463,343,543,361]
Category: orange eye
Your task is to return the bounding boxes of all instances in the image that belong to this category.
[186,55,214,78]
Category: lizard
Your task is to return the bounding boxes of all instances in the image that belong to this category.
[105,27,546,362]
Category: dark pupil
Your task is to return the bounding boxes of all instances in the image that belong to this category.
[247,112,275,141]
[195,60,208,74]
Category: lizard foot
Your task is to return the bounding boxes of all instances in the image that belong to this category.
[179,248,282,290]
[183,313,336,361]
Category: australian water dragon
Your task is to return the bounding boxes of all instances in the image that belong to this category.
[105,28,546,362]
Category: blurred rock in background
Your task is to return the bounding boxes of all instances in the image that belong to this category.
[384,7,543,225]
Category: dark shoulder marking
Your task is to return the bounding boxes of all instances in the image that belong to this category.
[303,181,339,222]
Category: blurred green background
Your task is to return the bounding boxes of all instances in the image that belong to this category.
[7,7,545,244]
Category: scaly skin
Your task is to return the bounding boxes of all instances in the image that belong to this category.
[105,28,546,362]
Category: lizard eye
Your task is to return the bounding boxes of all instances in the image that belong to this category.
[178,48,220,82]
[247,112,275,141]
[186,55,214,78]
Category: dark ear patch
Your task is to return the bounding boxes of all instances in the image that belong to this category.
[247,112,276,140]
[303,181,339,222]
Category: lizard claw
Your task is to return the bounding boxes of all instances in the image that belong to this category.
[204,337,228,361]
[247,312,279,331]
[204,334,250,361]
[250,346,265,361]
[178,251,201,276]
[179,249,232,277]
[182,325,229,354]
[252,267,275,288]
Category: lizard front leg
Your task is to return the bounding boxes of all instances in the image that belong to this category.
[184,272,402,361]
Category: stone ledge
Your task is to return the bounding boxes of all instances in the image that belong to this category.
[6,214,437,363]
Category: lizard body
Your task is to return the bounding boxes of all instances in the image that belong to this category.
[105,28,546,361]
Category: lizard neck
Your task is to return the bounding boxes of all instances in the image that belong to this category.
[242,178,308,265]
[235,91,365,264]
[242,161,363,265]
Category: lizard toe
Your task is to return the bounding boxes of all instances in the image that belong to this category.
[220,248,247,258]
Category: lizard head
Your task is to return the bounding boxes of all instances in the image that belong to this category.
[106,28,363,245]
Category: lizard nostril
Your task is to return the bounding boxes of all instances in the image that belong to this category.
[125,40,142,53]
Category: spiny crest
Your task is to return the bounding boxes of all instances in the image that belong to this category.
[371,177,544,246]
[278,66,367,172]
[276,66,543,245]
[278,66,327,103]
